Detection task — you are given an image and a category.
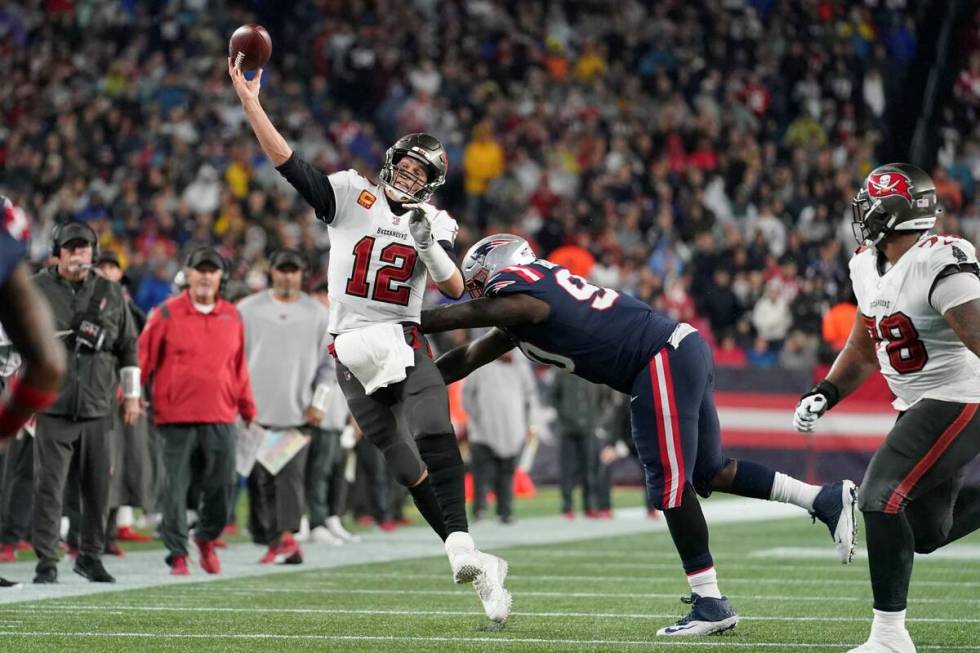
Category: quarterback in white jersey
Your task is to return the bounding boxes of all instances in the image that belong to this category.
[230,59,511,624]
[793,163,980,653]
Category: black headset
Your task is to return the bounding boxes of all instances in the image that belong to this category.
[51,221,100,257]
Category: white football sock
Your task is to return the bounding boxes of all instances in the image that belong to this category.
[871,608,907,633]
[116,506,135,528]
[769,472,822,510]
[687,566,722,599]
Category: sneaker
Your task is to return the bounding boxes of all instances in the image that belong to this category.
[0,577,23,589]
[116,526,152,543]
[33,565,58,584]
[356,515,374,526]
[596,509,613,519]
[73,555,115,583]
[647,509,660,520]
[378,520,397,532]
[445,531,482,584]
[258,545,277,564]
[472,553,512,623]
[847,629,916,653]
[195,538,221,574]
[657,594,739,636]
[64,544,79,560]
[326,516,361,543]
[0,544,15,563]
[275,538,303,565]
[394,517,413,526]
[222,523,240,536]
[562,510,575,520]
[213,538,228,549]
[499,515,515,525]
[310,526,343,546]
[811,479,858,564]
[167,553,190,576]
[104,541,126,557]
[585,509,601,519]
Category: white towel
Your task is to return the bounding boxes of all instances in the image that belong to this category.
[333,323,415,395]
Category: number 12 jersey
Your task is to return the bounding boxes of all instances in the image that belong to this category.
[849,235,980,410]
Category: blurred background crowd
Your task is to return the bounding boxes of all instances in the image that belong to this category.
[1,0,978,371]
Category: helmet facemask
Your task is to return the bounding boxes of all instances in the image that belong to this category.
[851,191,896,246]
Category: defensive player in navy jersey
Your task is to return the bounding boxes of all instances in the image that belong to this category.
[421,234,858,636]
[0,195,64,443]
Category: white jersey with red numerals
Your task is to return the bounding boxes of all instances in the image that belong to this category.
[849,234,980,410]
[325,170,458,334]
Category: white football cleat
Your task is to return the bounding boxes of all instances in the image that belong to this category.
[472,552,511,623]
[847,628,916,653]
[326,516,361,543]
[445,531,482,583]
[310,525,344,546]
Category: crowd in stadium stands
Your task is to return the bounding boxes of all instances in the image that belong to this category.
[1,0,978,372]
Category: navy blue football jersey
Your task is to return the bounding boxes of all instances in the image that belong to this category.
[485,259,676,393]
[0,225,26,287]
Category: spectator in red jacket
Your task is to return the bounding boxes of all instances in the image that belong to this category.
[138,246,255,577]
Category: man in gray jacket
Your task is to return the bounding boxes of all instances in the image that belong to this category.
[463,350,541,523]
[32,222,140,584]
[239,250,334,563]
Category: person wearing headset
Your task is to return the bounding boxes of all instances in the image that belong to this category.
[30,221,140,585]
[138,246,256,577]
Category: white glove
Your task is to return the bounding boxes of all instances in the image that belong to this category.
[405,202,436,248]
[793,394,828,432]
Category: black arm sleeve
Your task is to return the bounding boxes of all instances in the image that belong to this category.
[276,154,337,224]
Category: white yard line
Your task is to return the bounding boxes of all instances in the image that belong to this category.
[1,631,979,650]
[0,499,804,605]
[10,603,980,624]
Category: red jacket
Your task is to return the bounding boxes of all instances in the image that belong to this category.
[138,292,256,425]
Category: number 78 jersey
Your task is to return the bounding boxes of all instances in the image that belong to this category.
[849,235,980,410]
[485,259,677,394]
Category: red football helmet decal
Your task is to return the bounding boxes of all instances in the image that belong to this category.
[867,171,913,205]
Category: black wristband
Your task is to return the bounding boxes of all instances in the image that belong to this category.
[812,379,841,410]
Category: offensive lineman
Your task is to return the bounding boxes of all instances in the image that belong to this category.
[229,60,510,622]
[794,163,980,653]
[420,233,858,636]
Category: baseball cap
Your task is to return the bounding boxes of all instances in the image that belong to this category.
[58,222,97,248]
[95,251,121,268]
[269,249,307,270]
[185,247,226,270]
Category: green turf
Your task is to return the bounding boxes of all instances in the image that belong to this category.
[1,491,977,652]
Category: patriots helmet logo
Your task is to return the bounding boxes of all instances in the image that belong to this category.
[867,171,913,205]
[471,238,514,262]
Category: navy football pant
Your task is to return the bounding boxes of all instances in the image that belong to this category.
[630,329,728,511]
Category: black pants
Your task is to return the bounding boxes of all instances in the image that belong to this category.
[0,435,33,544]
[352,437,389,523]
[158,423,236,556]
[593,448,613,511]
[470,443,518,519]
[248,431,310,546]
[305,427,340,528]
[33,414,115,567]
[559,430,597,513]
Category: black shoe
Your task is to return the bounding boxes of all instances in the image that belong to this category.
[74,555,115,583]
[657,594,739,636]
[0,577,23,588]
[33,565,58,584]
[499,515,515,525]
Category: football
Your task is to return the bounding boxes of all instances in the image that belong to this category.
[228,24,271,71]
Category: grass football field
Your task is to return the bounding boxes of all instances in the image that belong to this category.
[0,488,977,652]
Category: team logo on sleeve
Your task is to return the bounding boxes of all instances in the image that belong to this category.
[357,190,377,209]
[867,172,913,205]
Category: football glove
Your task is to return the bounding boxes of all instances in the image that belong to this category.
[405,202,436,248]
[793,380,840,433]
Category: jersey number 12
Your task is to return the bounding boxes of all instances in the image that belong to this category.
[345,236,418,306]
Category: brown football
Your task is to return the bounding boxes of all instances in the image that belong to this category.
[229,24,271,71]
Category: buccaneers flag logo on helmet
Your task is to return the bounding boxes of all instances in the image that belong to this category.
[867,171,913,205]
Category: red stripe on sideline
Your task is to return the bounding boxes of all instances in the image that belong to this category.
[721,431,885,452]
[649,354,674,510]
[714,391,894,414]
[884,404,978,514]
[659,349,685,508]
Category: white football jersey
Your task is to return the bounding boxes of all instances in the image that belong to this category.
[324,170,458,334]
[849,234,980,410]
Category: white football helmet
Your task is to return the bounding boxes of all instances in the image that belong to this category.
[462,234,536,298]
